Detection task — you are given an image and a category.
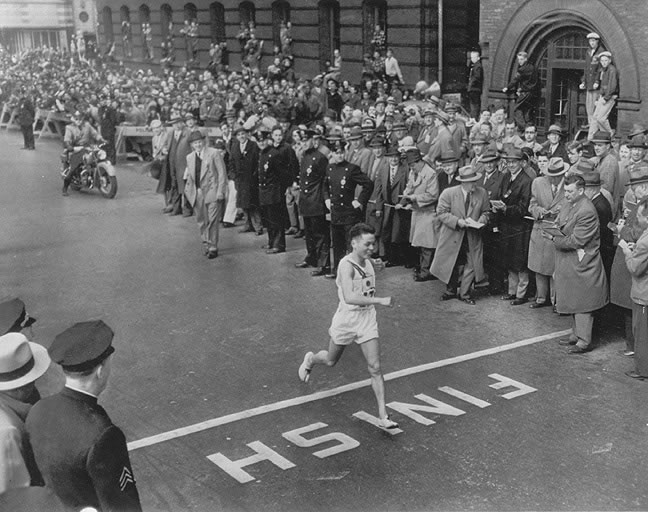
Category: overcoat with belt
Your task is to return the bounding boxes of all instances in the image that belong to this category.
[229,139,260,209]
[401,163,439,248]
[553,195,609,314]
[183,146,227,207]
[527,176,566,276]
[431,184,490,283]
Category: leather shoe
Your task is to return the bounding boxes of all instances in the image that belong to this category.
[568,346,591,354]
[293,230,305,238]
[558,338,577,346]
[510,297,527,306]
[501,294,516,301]
[625,370,647,380]
[222,222,235,228]
[311,268,329,277]
[260,244,270,249]
[61,187,69,197]
[239,227,255,233]
[169,210,182,216]
[324,272,337,279]
[441,292,457,301]
[414,273,436,282]
[385,261,400,268]
[162,206,174,213]
[255,230,264,236]
[207,250,218,259]
[182,210,193,217]
[266,248,285,254]
[294,261,312,268]
[529,301,550,309]
[461,297,476,305]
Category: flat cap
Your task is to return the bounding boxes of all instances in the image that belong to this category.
[586,32,600,40]
[0,298,36,335]
[49,320,115,372]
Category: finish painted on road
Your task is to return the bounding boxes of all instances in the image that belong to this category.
[127,328,570,451]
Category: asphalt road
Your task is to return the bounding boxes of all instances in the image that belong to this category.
[1,130,646,511]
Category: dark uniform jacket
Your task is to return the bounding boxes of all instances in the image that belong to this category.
[230,140,260,209]
[325,160,373,225]
[258,142,299,206]
[26,387,142,512]
[299,147,329,217]
[17,96,35,127]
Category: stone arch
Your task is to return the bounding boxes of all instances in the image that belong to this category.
[489,0,640,102]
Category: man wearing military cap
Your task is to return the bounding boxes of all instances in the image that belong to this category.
[324,136,374,278]
[0,298,36,336]
[0,333,50,493]
[26,320,142,511]
[296,129,331,276]
[494,147,534,305]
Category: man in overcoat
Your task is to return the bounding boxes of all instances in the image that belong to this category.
[431,165,490,304]
[549,174,608,353]
[592,130,620,212]
[17,87,35,150]
[296,129,331,276]
[166,113,193,216]
[230,127,262,234]
[183,130,228,259]
[527,157,568,308]
[494,148,533,305]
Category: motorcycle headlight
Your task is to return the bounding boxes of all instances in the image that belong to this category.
[97,149,107,161]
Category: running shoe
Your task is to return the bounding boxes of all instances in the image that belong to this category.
[298,351,314,382]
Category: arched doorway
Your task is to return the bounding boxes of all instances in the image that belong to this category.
[531,30,590,138]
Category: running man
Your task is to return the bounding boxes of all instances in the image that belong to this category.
[298,223,398,429]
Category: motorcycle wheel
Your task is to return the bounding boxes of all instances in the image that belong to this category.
[97,164,118,199]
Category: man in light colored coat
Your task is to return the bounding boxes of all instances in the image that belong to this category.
[184,130,227,258]
[548,174,609,353]
[527,157,567,308]
[431,165,490,304]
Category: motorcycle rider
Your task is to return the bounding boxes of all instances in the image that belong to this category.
[61,111,105,196]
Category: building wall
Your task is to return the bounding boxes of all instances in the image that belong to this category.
[0,0,74,51]
[95,0,479,93]
[480,0,648,135]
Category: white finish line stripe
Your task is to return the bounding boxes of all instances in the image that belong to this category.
[128,329,570,451]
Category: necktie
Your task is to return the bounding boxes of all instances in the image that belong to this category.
[195,154,202,189]
[465,192,471,214]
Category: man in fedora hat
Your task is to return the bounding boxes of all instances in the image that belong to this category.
[591,130,620,211]
[527,157,568,309]
[583,171,614,280]
[436,149,462,195]
[183,130,228,259]
[416,107,438,156]
[588,51,618,140]
[542,124,569,162]
[495,147,534,305]
[230,126,263,235]
[445,103,469,160]
[165,113,193,216]
[397,147,439,281]
[424,110,457,164]
[549,174,609,354]
[26,321,142,511]
[581,32,606,133]
[431,164,490,303]
[502,51,539,130]
[345,125,375,176]
[0,333,50,493]
[296,129,331,276]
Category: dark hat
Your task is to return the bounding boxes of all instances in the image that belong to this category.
[501,147,524,160]
[575,159,596,174]
[385,144,400,157]
[456,165,482,182]
[628,124,648,139]
[471,133,488,145]
[49,320,115,372]
[547,124,563,135]
[233,126,249,135]
[188,130,205,143]
[361,118,376,132]
[392,121,407,131]
[184,112,195,120]
[301,128,318,140]
[437,149,460,163]
[405,148,422,164]
[347,126,363,141]
[0,298,36,335]
[204,92,215,102]
[327,135,346,152]
[629,164,648,185]
[368,137,385,148]
[422,107,436,117]
[444,102,459,113]
[546,157,568,176]
[168,113,183,125]
[374,97,386,106]
[480,149,500,163]
[591,130,612,143]
[582,171,602,187]
[628,135,648,149]
[386,96,397,105]
[213,138,226,150]
[433,110,450,124]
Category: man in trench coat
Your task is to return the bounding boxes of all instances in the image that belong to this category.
[549,174,609,353]
[431,165,490,304]
[166,114,193,216]
[230,127,262,234]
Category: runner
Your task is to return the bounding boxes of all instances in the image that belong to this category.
[298,222,398,429]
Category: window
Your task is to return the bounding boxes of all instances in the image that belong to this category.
[103,7,114,43]
[239,1,256,27]
[160,4,173,40]
[319,0,340,68]
[139,5,151,59]
[272,1,290,48]
[362,0,387,56]
[184,2,197,21]
[120,5,130,23]
[139,4,150,24]
[210,2,225,43]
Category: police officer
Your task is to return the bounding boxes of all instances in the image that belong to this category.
[295,128,331,276]
[17,87,35,150]
[324,136,374,278]
[99,94,120,164]
[26,320,142,512]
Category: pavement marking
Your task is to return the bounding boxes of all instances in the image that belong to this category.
[128,328,571,451]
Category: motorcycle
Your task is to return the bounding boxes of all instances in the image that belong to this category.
[60,144,118,199]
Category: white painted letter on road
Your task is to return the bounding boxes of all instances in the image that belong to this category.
[283,422,360,458]
[387,394,465,425]
[488,373,537,399]
[207,441,296,484]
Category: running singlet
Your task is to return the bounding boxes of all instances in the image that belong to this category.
[335,254,376,311]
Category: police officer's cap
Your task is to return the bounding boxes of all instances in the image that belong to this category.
[0,298,36,335]
[49,320,115,372]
